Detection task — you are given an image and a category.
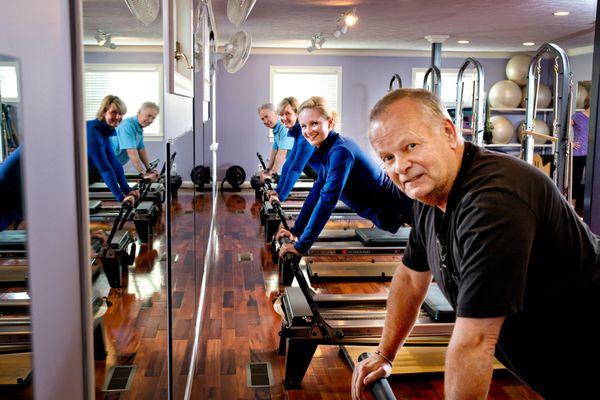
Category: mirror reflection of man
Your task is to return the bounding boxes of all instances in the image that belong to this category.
[257,103,294,181]
[111,101,160,180]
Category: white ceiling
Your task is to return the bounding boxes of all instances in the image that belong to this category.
[211,0,597,53]
[81,0,597,53]
[82,0,163,46]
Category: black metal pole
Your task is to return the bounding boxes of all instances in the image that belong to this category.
[165,141,174,399]
[584,1,600,232]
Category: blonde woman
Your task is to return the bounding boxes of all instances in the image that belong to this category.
[277,96,412,257]
[87,95,138,204]
[271,96,320,201]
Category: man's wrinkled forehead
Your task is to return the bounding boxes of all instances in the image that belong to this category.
[371,98,443,136]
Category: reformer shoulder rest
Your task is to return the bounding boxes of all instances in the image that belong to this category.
[89,200,102,213]
[354,227,410,247]
[422,283,455,323]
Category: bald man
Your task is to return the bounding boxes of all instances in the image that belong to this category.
[352,89,600,399]
[257,102,294,181]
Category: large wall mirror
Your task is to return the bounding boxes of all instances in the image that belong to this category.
[0,53,31,394]
[81,0,169,396]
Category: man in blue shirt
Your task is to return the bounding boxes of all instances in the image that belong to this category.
[257,103,294,181]
[111,101,159,177]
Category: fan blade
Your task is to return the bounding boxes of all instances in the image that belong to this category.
[227,0,257,26]
[223,31,252,74]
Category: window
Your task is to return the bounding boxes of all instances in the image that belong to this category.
[270,66,342,131]
[412,68,475,107]
[0,61,20,102]
[84,64,163,138]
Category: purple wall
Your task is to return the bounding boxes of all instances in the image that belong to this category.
[571,52,593,84]
[213,53,510,179]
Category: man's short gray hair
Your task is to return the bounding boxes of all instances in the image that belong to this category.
[140,101,160,113]
[258,103,275,113]
[369,88,451,126]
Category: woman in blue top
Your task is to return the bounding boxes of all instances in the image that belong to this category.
[270,97,320,202]
[87,95,138,204]
[278,96,413,256]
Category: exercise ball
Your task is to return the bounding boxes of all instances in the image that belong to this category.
[576,84,589,109]
[506,54,532,86]
[520,84,552,108]
[488,80,522,108]
[490,116,514,144]
[516,119,550,144]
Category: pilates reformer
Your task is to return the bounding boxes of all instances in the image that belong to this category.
[276,242,455,389]
[252,152,314,199]
[88,155,174,208]
[268,200,409,281]
[261,199,362,242]
[89,196,159,244]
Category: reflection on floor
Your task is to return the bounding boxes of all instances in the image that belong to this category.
[189,190,542,399]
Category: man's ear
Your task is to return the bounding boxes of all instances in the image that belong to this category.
[443,119,459,148]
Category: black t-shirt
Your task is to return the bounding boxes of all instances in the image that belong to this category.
[403,142,600,397]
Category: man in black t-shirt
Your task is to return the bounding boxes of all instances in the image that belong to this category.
[351,89,600,400]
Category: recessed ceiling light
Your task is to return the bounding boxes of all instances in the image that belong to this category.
[523,42,536,46]
[457,40,470,44]
[553,11,570,16]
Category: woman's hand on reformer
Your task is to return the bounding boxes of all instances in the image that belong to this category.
[269,191,280,204]
[275,228,294,241]
[279,242,301,258]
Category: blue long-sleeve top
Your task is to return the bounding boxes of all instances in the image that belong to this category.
[275,122,320,201]
[0,146,23,231]
[87,119,132,201]
[290,132,413,254]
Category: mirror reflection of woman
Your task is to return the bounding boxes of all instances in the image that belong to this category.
[277,96,413,257]
[87,95,139,205]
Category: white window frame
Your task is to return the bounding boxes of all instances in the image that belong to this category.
[412,67,476,107]
[0,61,21,103]
[84,63,164,140]
[269,65,343,138]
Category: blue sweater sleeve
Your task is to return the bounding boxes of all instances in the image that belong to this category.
[293,148,353,254]
[107,142,131,194]
[276,136,314,201]
[290,173,325,238]
[88,127,128,202]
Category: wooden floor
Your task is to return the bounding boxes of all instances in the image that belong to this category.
[0,189,543,399]
[188,190,542,400]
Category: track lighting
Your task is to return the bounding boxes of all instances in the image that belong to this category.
[342,9,358,27]
[334,8,358,38]
[307,33,325,53]
[95,29,117,50]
